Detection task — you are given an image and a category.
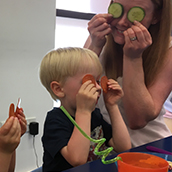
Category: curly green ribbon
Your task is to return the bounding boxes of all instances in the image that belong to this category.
[60,106,122,164]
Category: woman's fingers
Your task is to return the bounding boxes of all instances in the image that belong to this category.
[132,21,152,44]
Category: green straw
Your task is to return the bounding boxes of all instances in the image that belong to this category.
[60,106,122,164]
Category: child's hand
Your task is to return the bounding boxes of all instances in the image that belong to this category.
[76,80,99,113]
[15,107,27,136]
[0,117,21,154]
[103,79,124,106]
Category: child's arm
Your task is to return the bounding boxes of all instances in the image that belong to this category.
[103,79,131,152]
[61,81,97,167]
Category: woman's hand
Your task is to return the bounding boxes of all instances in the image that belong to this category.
[9,103,27,137]
[86,14,113,55]
[16,108,27,136]
[0,117,21,154]
[123,21,152,59]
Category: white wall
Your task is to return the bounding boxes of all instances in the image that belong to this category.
[0,0,110,171]
[55,0,111,48]
[56,0,109,13]
[55,17,90,48]
[0,0,56,171]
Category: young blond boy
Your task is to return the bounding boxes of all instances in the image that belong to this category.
[40,47,131,172]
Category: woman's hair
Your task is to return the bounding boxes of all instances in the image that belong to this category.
[102,0,172,86]
[39,47,103,100]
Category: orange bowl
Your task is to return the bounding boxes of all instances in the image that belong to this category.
[117,152,169,172]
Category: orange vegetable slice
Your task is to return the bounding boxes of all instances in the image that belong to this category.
[101,76,108,93]
[82,74,96,86]
[8,98,21,118]
[9,103,16,117]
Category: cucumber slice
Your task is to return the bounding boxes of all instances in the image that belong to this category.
[127,7,145,22]
[108,3,123,18]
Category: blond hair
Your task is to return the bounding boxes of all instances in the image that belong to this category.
[102,0,172,86]
[40,47,103,100]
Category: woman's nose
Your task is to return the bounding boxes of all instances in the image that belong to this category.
[117,13,131,27]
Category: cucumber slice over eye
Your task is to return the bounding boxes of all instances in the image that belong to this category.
[127,7,145,22]
[108,3,123,18]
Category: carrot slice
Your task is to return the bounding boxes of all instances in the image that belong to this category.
[82,74,96,86]
[101,76,108,93]
[9,103,16,117]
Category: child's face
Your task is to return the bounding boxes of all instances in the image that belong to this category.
[61,70,101,114]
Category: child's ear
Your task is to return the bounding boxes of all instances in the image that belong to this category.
[50,81,65,98]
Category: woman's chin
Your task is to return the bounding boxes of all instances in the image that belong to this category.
[114,37,125,45]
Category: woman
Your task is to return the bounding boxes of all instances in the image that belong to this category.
[84,0,172,147]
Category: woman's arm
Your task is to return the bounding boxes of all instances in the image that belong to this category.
[8,151,15,172]
[0,104,26,172]
[0,152,13,172]
[122,21,172,129]
[0,117,21,172]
